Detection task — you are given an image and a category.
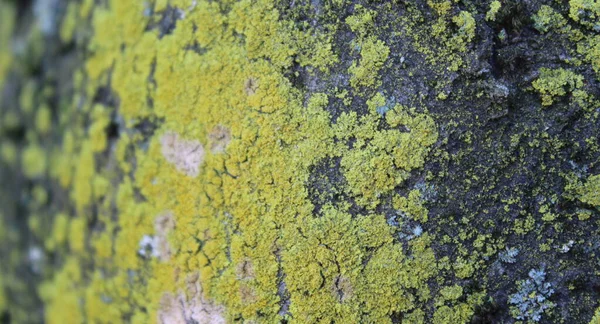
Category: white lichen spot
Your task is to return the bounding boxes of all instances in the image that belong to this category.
[137,212,176,262]
[559,240,575,253]
[158,272,226,324]
[138,234,158,259]
[28,246,44,273]
[208,125,231,154]
[161,132,204,177]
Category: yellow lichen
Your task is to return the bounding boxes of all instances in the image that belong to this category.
[532,67,584,106]
[6,0,462,322]
[485,1,502,22]
[348,36,390,89]
[23,143,47,177]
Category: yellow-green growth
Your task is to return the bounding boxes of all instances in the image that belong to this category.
[23,143,47,177]
[0,2,15,94]
[533,5,568,33]
[348,36,390,89]
[338,96,438,209]
[485,1,502,22]
[591,306,600,324]
[577,174,600,207]
[0,0,475,323]
[532,68,584,106]
[569,0,600,29]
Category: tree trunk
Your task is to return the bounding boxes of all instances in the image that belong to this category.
[1,0,600,323]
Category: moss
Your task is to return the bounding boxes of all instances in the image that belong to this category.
[338,98,437,209]
[438,285,463,304]
[89,104,111,153]
[45,213,70,251]
[0,271,4,314]
[71,142,95,213]
[531,67,584,106]
[453,11,476,44]
[393,190,429,223]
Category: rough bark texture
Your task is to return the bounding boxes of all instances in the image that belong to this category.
[1,0,600,323]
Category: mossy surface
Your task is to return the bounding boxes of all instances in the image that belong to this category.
[1,0,600,323]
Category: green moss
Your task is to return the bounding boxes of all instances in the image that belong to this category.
[453,11,476,44]
[531,68,584,106]
[346,5,376,37]
[438,285,463,304]
[393,190,429,223]
[60,2,79,43]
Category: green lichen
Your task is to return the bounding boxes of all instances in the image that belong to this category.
[22,143,47,178]
[5,0,449,322]
[577,174,600,207]
[531,67,584,106]
[569,0,600,30]
[10,0,600,322]
[338,96,438,209]
[485,1,502,22]
[533,5,568,33]
[0,1,14,94]
[348,36,390,89]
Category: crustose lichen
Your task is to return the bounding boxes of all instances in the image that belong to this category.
[509,267,555,322]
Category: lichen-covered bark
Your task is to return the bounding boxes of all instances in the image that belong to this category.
[1,0,600,323]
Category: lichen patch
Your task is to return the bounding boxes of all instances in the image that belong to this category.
[160,132,204,177]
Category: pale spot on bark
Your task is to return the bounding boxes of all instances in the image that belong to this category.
[158,272,226,324]
[208,125,231,154]
[154,211,175,262]
[161,132,204,177]
[236,258,255,280]
[244,77,259,96]
[332,276,353,302]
